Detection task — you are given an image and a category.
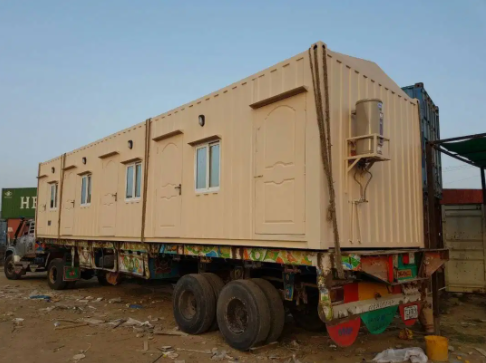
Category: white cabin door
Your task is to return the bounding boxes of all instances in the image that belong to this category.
[62,171,76,235]
[254,94,306,235]
[154,134,183,237]
[100,160,118,236]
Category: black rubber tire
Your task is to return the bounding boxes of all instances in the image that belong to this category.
[217,279,271,351]
[173,274,216,335]
[200,273,225,331]
[4,255,21,280]
[97,271,110,286]
[81,269,95,280]
[47,258,68,290]
[251,278,285,343]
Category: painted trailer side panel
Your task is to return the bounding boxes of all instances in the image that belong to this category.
[37,42,424,250]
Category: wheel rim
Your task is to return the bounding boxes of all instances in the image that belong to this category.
[49,266,58,284]
[180,290,197,320]
[227,298,248,334]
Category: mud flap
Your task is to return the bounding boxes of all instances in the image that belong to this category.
[63,266,80,281]
[361,306,397,334]
[326,316,361,347]
[399,302,420,326]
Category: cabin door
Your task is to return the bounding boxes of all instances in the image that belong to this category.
[253,93,306,235]
[154,134,183,237]
[62,171,76,235]
[100,159,118,236]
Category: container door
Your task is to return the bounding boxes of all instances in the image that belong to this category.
[154,134,183,237]
[253,94,306,235]
[100,159,118,236]
[443,204,486,293]
[36,179,48,236]
[61,171,76,235]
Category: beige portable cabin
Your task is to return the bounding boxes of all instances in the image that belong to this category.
[36,41,424,251]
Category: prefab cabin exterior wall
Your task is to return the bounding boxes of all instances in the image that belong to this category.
[36,42,424,250]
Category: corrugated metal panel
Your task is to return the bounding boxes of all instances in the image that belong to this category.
[401,83,442,196]
[37,41,424,250]
[1,188,37,219]
[442,189,484,205]
[327,50,423,248]
[443,204,486,292]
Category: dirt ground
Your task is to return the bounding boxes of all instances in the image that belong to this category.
[0,271,485,363]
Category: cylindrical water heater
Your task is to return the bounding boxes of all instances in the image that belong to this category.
[354,98,384,155]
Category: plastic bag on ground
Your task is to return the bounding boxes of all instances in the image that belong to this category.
[372,347,428,363]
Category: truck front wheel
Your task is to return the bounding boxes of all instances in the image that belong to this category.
[47,258,68,290]
[4,255,21,280]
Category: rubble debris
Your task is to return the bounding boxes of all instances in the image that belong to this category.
[475,348,486,357]
[129,304,143,309]
[55,323,88,330]
[30,295,51,301]
[12,318,24,326]
[82,318,105,326]
[122,318,153,328]
[398,328,414,340]
[211,348,234,361]
[372,347,428,363]
[153,328,188,337]
[109,297,123,304]
[73,353,86,361]
[176,348,212,354]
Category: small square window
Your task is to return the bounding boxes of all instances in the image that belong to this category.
[81,174,92,206]
[50,183,58,210]
[126,162,142,200]
[195,141,220,192]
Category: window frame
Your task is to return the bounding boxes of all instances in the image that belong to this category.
[49,183,58,210]
[194,140,221,194]
[125,161,142,201]
[80,174,92,207]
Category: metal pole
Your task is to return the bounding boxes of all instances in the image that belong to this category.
[426,142,440,334]
[481,168,486,207]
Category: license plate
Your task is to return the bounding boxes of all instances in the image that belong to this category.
[404,305,418,320]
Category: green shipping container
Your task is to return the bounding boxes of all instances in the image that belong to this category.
[1,188,37,219]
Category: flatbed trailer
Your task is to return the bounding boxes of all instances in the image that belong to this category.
[32,237,448,348]
[16,41,449,350]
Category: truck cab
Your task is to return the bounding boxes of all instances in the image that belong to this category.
[4,219,44,280]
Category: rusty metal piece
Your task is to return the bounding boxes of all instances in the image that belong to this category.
[361,256,389,282]
[317,253,333,322]
[106,272,122,285]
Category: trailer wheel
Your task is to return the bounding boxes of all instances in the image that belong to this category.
[81,269,95,280]
[217,280,271,351]
[4,255,21,280]
[200,273,225,331]
[47,258,68,290]
[251,278,285,343]
[173,274,216,334]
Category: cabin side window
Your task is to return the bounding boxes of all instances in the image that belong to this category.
[195,141,220,193]
[50,183,58,210]
[80,174,92,206]
[126,162,142,200]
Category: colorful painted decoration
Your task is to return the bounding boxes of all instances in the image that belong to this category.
[243,248,314,266]
[361,306,397,334]
[326,316,361,347]
[63,266,80,281]
[399,302,420,326]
